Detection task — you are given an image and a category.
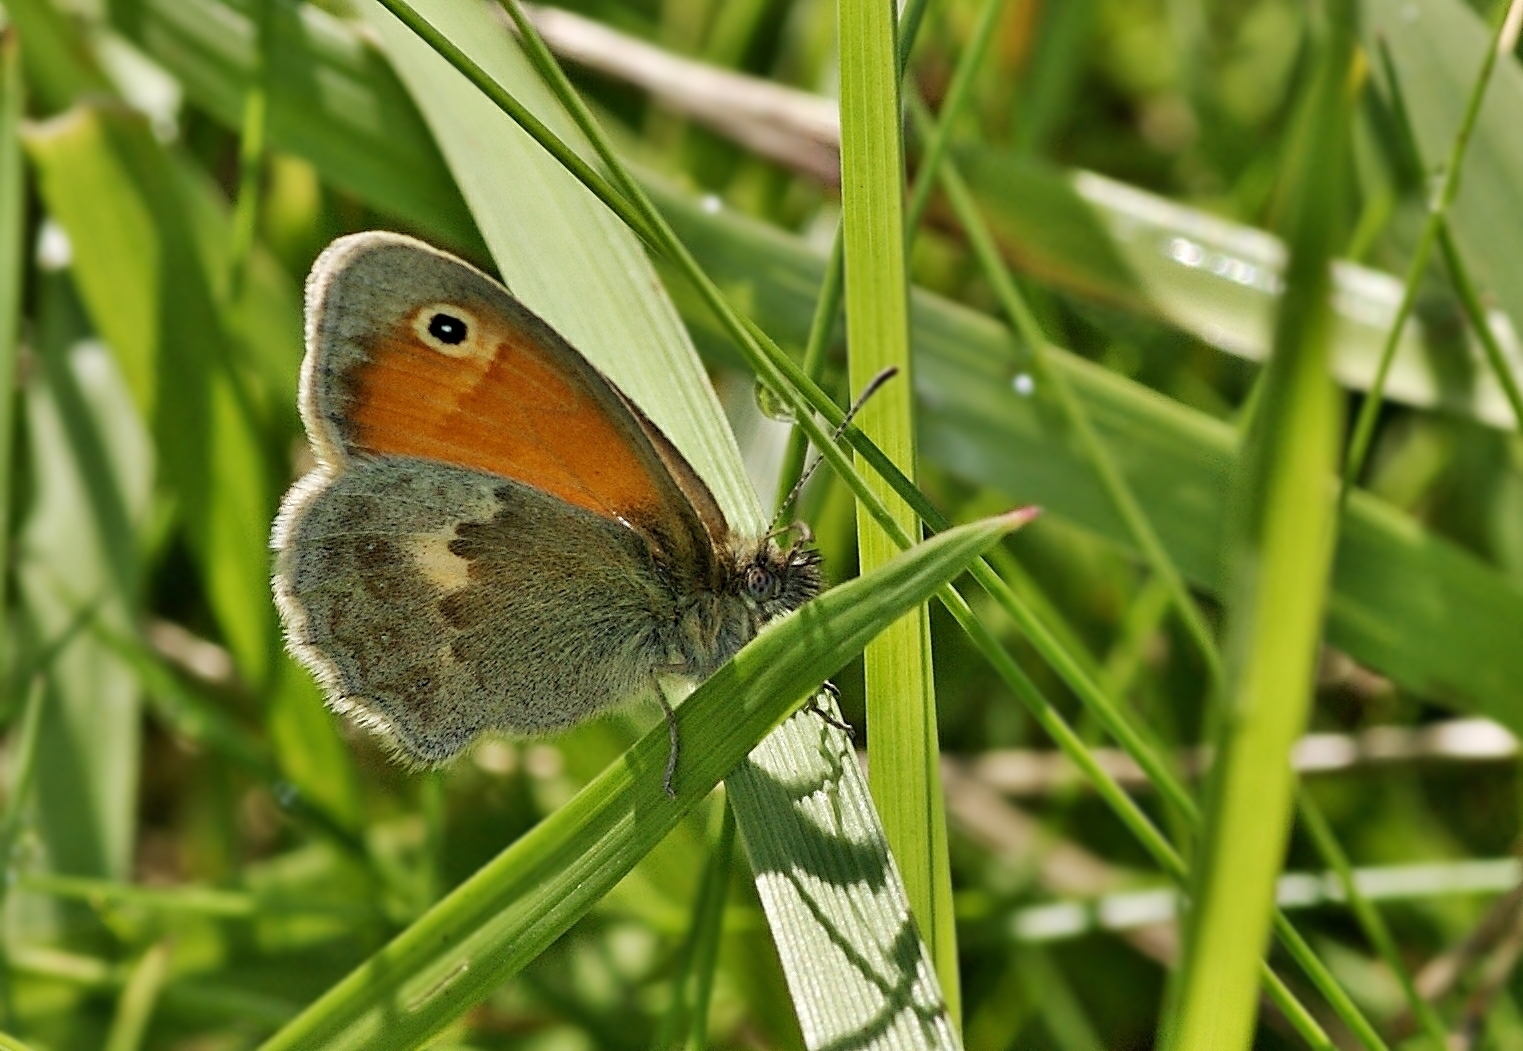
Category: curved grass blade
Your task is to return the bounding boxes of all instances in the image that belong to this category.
[365,3,970,1046]
[256,510,1032,1051]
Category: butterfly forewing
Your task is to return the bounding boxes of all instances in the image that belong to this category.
[301,233,723,574]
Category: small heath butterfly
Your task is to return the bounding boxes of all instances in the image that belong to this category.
[272,232,822,794]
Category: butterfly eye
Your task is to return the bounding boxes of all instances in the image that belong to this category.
[745,565,778,602]
[428,312,468,345]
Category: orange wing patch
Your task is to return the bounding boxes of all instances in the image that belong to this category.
[346,306,665,524]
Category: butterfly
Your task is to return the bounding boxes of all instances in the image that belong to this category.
[271,231,822,795]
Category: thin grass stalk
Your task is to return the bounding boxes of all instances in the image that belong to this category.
[903,0,1004,233]
[683,802,734,1051]
[0,29,23,609]
[776,0,996,518]
[226,0,268,302]
[1340,0,1523,498]
[1436,223,1523,427]
[365,10,1365,1040]
[0,680,45,1027]
[103,942,171,1051]
[1299,794,1450,1049]
[1162,2,1352,1046]
[1368,23,1523,432]
[653,799,736,1051]
[905,93,1223,690]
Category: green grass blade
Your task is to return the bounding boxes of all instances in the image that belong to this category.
[838,0,957,1021]
[24,104,277,686]
[355,4,970,1045]
[256,512,1030,1051]
[1367,0,1523,342]
[1163,5,1353,1048]
[727,688,964,1050]
[109,0,1523,729]
[1340,0,1518,497]
[653,185,1523,728]
[15,269,150,892]
[0,29,21,599]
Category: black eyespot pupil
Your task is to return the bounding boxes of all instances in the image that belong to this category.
[428,312,468,345]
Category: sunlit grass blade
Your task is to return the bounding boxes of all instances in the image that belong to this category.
[1162,4,1353,1048]
[726,689,964,1050]
[256,511,1032,1051]
[15,269,150,890]
[837,0,957,1020]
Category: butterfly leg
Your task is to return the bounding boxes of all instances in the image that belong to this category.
[653,679,680,799]
[805,682,855,738]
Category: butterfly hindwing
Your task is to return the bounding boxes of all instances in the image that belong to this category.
[274,456,677,762]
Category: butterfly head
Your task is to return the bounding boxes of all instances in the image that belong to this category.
[732,524,822,622]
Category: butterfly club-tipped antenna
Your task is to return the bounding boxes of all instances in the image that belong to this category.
[769,366,900,533]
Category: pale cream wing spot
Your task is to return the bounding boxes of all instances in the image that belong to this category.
[408,526,474,594]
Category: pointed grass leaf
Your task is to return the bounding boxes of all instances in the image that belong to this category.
[363,3,968,1046]
[257,510,1031,1051]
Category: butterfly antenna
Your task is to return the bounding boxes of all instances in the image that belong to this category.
[769,366,899,533]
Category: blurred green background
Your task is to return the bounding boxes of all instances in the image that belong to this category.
[3,0,1523,1046]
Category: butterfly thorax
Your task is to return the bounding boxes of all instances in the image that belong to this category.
[663,537,822,680]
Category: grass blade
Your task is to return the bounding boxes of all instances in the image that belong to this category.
[1162,5,1353,1048]
[0,29,22,597]
[256,511,1031,1051]
[358,3,972,1044]
[108,0,1523,724]
[838,0,958,1020]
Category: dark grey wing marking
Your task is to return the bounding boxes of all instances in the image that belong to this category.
[273,456,677,762]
